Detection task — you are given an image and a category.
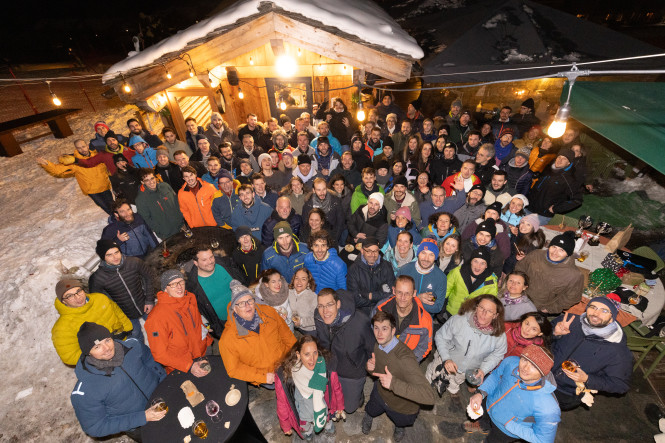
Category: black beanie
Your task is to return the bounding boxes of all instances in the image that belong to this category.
[470,246,491,263]
[558,148,575,164]
[112,153,126,165]
[297,154,311,165]
[469,184,486,199]
[77,322,112,356]
[521,98,535,110]
[104,130,118,142]
[485,202,502,215]
[96,239,119,260]
[550,230,576,256]
[393,175,408,188]
[476,218,497,239]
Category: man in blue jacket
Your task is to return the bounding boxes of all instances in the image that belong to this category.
[261,222,309,282]
[396,239,446,315]
[101,199,158,258]
[304,229,347,292]
[129,136,158,168]
[230,184,272,242]
[71,322,166,440]
[550,296,632,410]
[465,344,561,442]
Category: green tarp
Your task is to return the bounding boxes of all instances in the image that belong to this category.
[563,81,665,175]
[566,192,665,231]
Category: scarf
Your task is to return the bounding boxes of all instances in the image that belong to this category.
[234,311,261,333]
[292,357,328,432]
[395,247,414,268]
[472,313,494,333]
[415,261,435,275]
[313,192,332,213]
[546,250,567,264]
[509,323,543,347]
[580,313,621,341]
[460,261,493,294]
[85,342,125,375]
[258,277,290,306]
[316,149,332,171]
[471,235,496,250]
[361,182,380,198]
[501,291,527,305]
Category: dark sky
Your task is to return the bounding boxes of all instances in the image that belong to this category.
[1,0,663,66]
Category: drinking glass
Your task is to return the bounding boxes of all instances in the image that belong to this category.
[193,420,208,439]
[151,398,168,413]
[206,400,222,423]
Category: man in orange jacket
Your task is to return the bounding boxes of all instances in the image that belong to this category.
[178,166,217,227]
[219,280,296,387]
[144,270,212,376]
[37,139,113,214]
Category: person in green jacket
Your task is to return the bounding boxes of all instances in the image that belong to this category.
[135,169,185,240]
[350,167,385,214]
[446,246,498,316]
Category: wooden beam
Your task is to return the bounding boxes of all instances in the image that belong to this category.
[270,39,284,57]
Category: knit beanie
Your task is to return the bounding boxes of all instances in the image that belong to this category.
[112,153,127,165]
[195,134,209,143]
[375,159,390,171]
[160,269,184,291]
[550,230,576,256]
[155,147,169,158]
[217,169,234,182]
[395,206,412,221]
[257,153,271,167]
[558,148,575,164]
[297,154,311,165]
[520,344,553,376]
[417,238,439,260]
[350,134,363,146]
[235,226,252,240]
[500,127,514,138]
[521,98,535,111]
[511,194,529,208]
[230,279,254,307]
[94,121,110,132]
[469,184,486,199]
[476,218,497,239]
[368,192,384,208]
[393,175,408,188]
[96,239,119,260]
[520,213,540,231]
[485,202,503,216]
[515,147,531,159]
[470,246,491,264]
[273,221,293,238]
[588,295,620,321]
[55,278,83,302]
[77,322,112,356]
[104,130,119,142]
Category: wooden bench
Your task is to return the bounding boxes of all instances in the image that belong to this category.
[0,108,81,157]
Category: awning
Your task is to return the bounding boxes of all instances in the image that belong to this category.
[564,81,665,175]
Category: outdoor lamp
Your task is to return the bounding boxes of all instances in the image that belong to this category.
[547,103,570,138]
[46,81,62,106]
[356,101,366,122]
[123,83,131,93]
[280,101,287,110]
[276,55,297,77]
[238,88,244,99]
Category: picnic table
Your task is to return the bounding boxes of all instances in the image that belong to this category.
[0,108,80,156]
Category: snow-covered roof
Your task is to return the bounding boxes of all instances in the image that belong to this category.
[103,0,423,82]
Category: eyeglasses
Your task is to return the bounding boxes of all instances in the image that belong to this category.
[236,299,255,308]
[62,288,85,302]
[588,304,610,315]
[317,302,337,311]
[362,248,380,255]
[142,176,156,183]
[476,305,496,316]
[167,280,186,288]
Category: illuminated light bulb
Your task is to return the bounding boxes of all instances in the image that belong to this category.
[275,55,297,77]
[249,57,254,66]
[547,103,570,138]
[238,88,244,99]
[51,93,62,106]
[189,68,194,78]
[356,109,365,122]
[280,101,287,110]
[166,71,172,79]
[343,64,347,71]
[123,83,131,93]
[297,48,302,57]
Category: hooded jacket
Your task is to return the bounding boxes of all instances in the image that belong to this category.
[130,146,158,169]
[89,256,155,319]
[514,250,583,313]
[435,312,507,376]
[480,356,560,443]
[232,235,266,285]
[230,197,273,241]
[314,290,374,379]
[40,150,111,195]
[100,213,158,258]
[71,339,166,438]
[178,178,217,228]
[219,303,296,385]
[260,236,309,282]
[445,264,498,316]
[144,289,212,373]
[347,255,396,311]
[52,292,133,365]
[527,164,583,217]
[135,181,184,239]
[304,248,347,292]
[375,296,433,361]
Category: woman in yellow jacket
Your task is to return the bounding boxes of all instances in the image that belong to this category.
[51,279,133,366]
[37,139,113,214]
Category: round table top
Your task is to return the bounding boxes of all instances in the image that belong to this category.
[142,356,248,443]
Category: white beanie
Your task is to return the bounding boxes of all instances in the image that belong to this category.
[512,194,529,207]
[257,153,271,167]
[368,192,384,208]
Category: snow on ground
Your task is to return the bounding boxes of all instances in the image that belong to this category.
[103,0,423,82]
[0,106,162,442]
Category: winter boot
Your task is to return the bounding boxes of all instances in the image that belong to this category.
[361,412,373,435]
[393,426,406,442]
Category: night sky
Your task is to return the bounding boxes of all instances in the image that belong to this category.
[1,0,663,66]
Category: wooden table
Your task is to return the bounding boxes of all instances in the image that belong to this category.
[142,355,265,442]
[543,226,664,326]
[0,108,80,156]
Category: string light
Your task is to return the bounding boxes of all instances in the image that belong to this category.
[356,89,365,121]
[46,81,62,106]
[297,47,302,57]
[249,57,254,66]
[121,75,131,93]
[280,101,287,110]
[275,55,297,77]
[238,88,244,99]
[162,64,172,79]
[189,68,195,78]
[548,66,579,138]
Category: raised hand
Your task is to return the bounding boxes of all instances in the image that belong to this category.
[366,352,376,372]
[554,312,575,336]
[373,366,393,390]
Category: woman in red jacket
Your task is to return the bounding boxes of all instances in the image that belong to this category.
[504,312,551,358]
[275,336,344,440]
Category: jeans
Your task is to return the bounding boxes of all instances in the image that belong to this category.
[88,190,114,215]
[128,314,147,343]
[365,382,418,427]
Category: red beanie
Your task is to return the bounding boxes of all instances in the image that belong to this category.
[521,345,554,376]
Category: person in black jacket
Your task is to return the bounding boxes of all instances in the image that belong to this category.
[110,154,141,204]
[346,237,396,315]
[100,199,158,259]
[184,117,207,154]
[261,197,303,247]
[89,240,155,342]
[126,118,163,148]
[185,245,244,339]
[231,226,265,285]
[430,138,462,185]
[314,289,374,414]
[301,178,346,246]
[153,148,184,192]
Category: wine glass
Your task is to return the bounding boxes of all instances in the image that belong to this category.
[205,400,222,423]
[210,239,219,249]
[151,397,168,413]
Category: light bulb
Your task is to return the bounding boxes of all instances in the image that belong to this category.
[51,94,62,106]
[275,55,297,77]
[166,71,172,79]
[547,120,567,138]
[238,88,244,99]
[280,101,287,110]
[123,83,131,93]
[297,48,302,57]
[356,109,365,122]
[189,69,194,78]
[249,57,254,66]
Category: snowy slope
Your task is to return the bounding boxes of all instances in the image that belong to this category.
[0,106,162,441]
[103,0,423,81]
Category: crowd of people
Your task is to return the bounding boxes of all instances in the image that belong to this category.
[41,96,634,442]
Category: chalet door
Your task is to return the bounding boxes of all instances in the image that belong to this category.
[165,89,218,143]
[264,77,313,122]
